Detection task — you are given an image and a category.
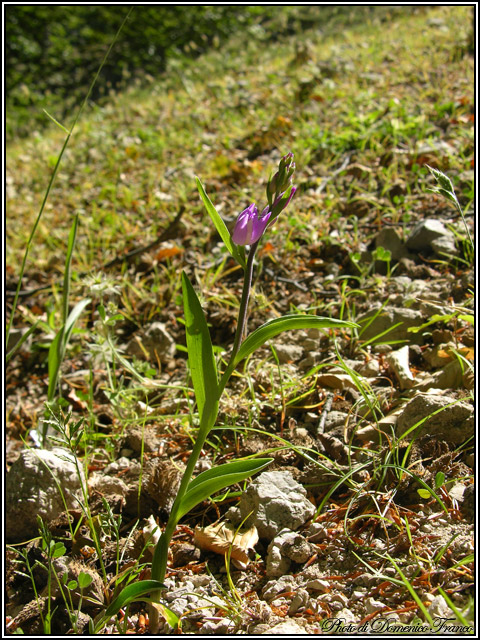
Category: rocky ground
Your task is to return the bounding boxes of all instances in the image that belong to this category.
[6,204,475,634]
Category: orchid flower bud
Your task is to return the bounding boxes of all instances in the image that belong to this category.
[266,153,296,205]
[231,203,272,246]
[279,152,294,171]
[270,185,297,218]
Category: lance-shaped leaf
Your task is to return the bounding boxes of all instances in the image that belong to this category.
[182,272,218,419]
[220,315,358,390]
[175,458,272,522]
[94,579,166,632]
[48,297,91,400]
[196,177,246,268]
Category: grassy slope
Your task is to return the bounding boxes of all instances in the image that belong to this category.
[6,6,473,283]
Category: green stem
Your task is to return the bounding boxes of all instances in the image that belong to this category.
[229,240,259,365]
[149,397,218,631]
[150,421,211,580]
[149,241,261,631]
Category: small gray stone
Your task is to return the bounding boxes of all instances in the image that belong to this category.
[266,539,291,578]
[199,619,236,634]
[288,588,310,615]
[264,620,309,634]
[357,358,380,378]
[428,595,452,619]
[356,305,424,344]
[266,529,315,577]
[262,575,297,602]
[274,343,304,364]
[89,473,129,497]
[386,345,415,389]
[298,351,322,370]
[406,219,455,252]
[323,410,348,432]
[365,597,387,614]
[375,227,409,262]
[396,394,473,443]
[333,608,356,624]
[305,578,330,593]
[6,447,85,542]
[431,236,458,257]
[239,471,315,540]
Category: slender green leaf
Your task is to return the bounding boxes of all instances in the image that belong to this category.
[196,177,246,268]
[182,272,218,419]
[384,554,434,626]
[153,602,182,631]
[187,458,272,492]
[6,321,39,363]
[47,331,64,401]
[94,580,166,632]
[64,297,91,343]
[448,554,474,570]
[176,457,272,521]
[433,533,459,565]
[43,109,69,134]
[408,313,455,334]
[62,212,80,326]
[220,315,357,389]
[437,587,474,629]
[105,333,190,390]
[383,465,448,513]
[360,321,403,346]
[47,298,91,401]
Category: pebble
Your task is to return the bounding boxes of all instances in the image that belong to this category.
[305,578,330,593]
[274,343,304,363]
[406,219,455,252]
[264,620,309,634]
[288,588,310,615]
[365,597,387,614]
[428,595,452,618]
[396,394,473,443]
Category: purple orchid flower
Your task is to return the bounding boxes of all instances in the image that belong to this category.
[232,203,272,246]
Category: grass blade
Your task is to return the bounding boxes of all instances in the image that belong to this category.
[47,298,91,402]
[6,321,39,363]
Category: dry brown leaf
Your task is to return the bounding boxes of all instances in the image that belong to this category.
[194,520,258,570]
[155,246,183,261]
